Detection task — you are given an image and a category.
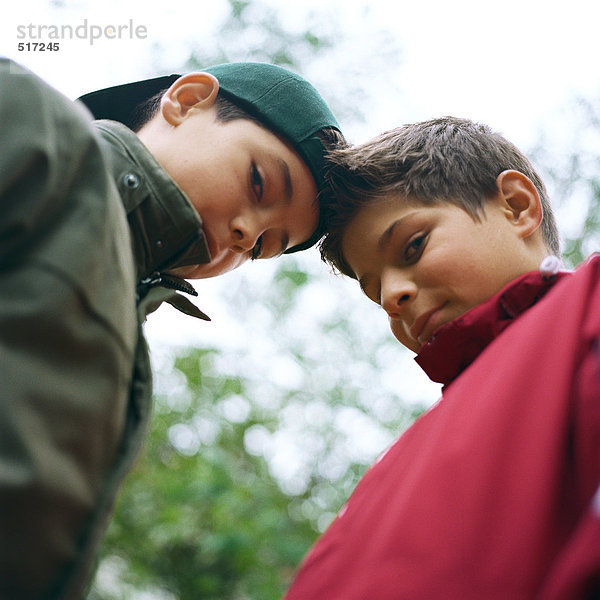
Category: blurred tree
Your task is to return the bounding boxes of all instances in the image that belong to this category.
[90,350,319,600]
[147,0,404,130]
[532,96,600,267]
[558,99,600,266]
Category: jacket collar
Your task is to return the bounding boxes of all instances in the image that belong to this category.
[415,267,571,387]
[94,120,211,281]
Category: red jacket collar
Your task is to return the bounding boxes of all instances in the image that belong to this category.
[415,268,571,386]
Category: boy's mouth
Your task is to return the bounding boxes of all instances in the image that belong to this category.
[411,303,447,346]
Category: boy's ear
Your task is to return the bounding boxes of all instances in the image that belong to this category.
[160,72,220,126]
[495,170,543,240]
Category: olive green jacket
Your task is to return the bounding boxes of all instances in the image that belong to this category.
[0,59,210,599]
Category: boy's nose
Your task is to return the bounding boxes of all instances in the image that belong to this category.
[230,215,263,253]
[380,269,416,319]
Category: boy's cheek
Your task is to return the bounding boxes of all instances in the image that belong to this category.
[167,265,208,279]
[389,318,404,343]
[170,252,251,279]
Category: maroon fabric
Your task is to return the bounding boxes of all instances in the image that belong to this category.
[284,256,600,600]
[415,269,568,386]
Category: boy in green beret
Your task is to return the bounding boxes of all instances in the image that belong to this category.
[0,57,344,600]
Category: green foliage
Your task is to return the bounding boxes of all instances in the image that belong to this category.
[560,171,600,266]
[532,96,600,268]
[147,0,403,129]
[276,268,309,289]
[183,0,333,70]
[91,348,319,600]
[231,0,252,19]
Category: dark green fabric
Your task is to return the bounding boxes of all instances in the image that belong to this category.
[206,62,339,142]
[0,59,209,600]
[94,120,211,276]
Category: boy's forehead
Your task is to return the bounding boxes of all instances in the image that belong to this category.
[350,194,423,225]
[341,196,430,262]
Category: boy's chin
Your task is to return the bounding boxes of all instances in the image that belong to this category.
[168,256,247,280]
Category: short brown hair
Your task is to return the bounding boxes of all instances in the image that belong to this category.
[320,116,560,277]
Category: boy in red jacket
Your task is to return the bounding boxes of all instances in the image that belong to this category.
[284,117,600,599]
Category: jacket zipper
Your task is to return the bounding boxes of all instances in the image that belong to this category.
[138,272,198,297]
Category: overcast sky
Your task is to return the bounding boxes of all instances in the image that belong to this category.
[3,0,600,149]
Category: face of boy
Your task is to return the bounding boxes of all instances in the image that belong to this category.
[139,73,319,279]
[341,180,546,353]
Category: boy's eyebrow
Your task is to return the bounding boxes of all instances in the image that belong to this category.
[277,158,293,203]
[378,218,407,249]
[358,274,372,297]
[277,232,290,256]
[273,158,292,255]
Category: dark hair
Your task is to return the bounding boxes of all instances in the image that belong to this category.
[132,88,265,131]
[320,116,560,277]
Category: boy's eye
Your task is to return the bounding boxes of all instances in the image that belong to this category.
[404,233,427,261]
[251,163,263,200]
[359,282,383,308]
[251,236,263,260]
[371,292,384,308]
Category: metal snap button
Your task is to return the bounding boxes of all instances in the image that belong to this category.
[123,173,140,189]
